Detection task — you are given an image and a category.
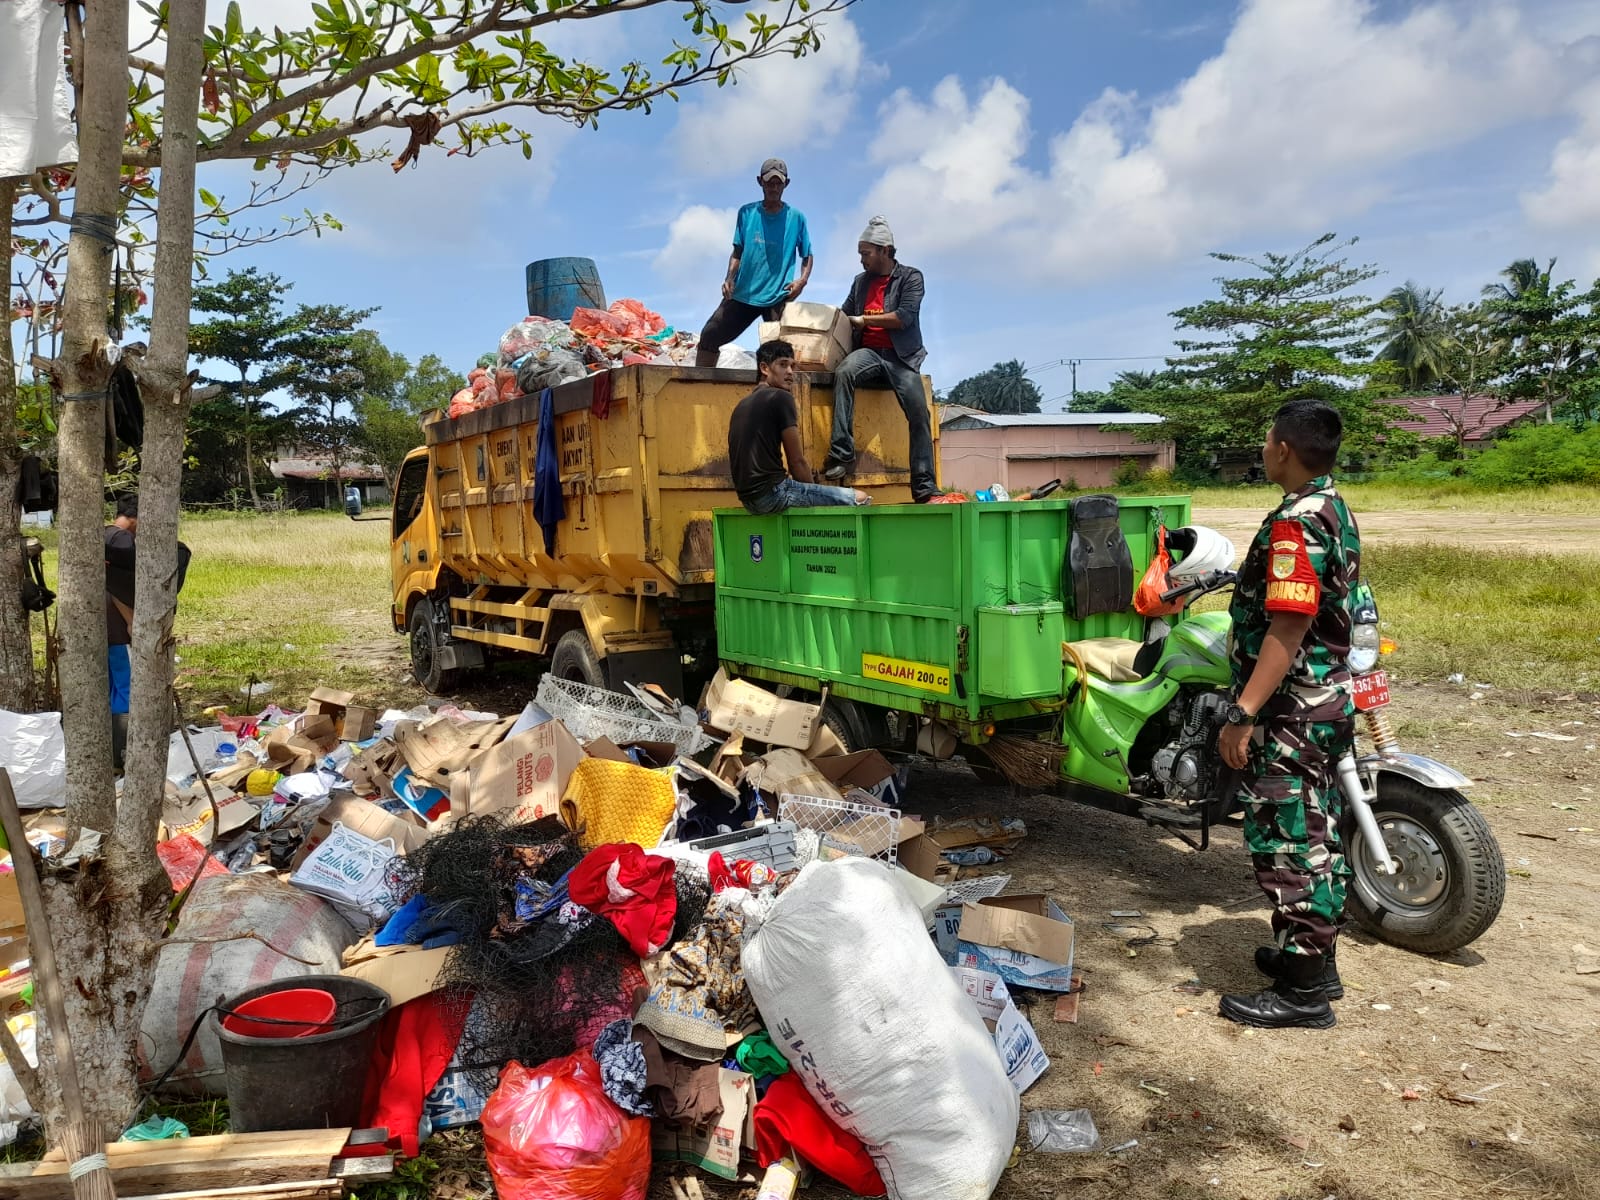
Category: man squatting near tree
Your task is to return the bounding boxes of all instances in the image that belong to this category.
[1216,400,1362,1030]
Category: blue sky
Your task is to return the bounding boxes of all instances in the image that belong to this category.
[193,0,1600,408]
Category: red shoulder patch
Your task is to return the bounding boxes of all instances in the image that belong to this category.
[1264,519,1319,615]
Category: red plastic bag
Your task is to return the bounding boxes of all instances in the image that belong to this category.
[1134,525,1186,616]
[447,387,479,419]
[482,1054,650,1200]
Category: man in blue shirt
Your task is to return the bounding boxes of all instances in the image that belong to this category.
[694,158,814,367]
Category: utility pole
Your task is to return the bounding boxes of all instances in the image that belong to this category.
[1069,359,1080,408]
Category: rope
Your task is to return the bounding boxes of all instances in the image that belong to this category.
[69,1153,110,1180]
[59,389,109,403]
[69,212,118,250]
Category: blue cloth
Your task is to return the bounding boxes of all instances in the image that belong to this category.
[108,643,131,714]
[534,387,565,553]
[731,202,812,308]
[744,477,864,515]
[377,895,431,946]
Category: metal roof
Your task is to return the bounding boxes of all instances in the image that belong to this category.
[939,406,1166,429]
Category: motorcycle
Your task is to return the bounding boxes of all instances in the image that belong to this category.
[1039,525,1505,955]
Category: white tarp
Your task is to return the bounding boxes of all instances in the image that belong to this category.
[0,0,79,178]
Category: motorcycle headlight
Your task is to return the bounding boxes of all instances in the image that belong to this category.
[1348,623,1380,674]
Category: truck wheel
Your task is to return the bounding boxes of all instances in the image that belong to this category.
[551,629,605,690]
[409,599,460,694]
[1341,778,1506,955]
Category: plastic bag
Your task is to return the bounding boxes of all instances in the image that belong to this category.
[1027,1108,1102,1152]
[288,821,400,926]
[516,347,589,394]
[1133,525,1185,617]
[482,1054,650,1200]
[0,710,66,809]
[447,387,479,420]
[500,316,576,364]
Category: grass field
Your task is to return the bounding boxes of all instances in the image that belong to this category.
[33,485,1600,713]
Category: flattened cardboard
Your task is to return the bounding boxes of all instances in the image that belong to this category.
[741,749,842,804]
[265,724,320,775]
[340,936,451,1007]
[161,787,257,846]
[462,719,585,822]
[702,669,818,751]
[0,869,23,934]
[650,1068,755,1182]
[397,715,516,790]
[291,795,428,869]
[956,894,1075,993]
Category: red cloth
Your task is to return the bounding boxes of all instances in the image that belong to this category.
[860,276,893,351]
[1264,518,1321,614]
[362,992,470,1158]
[753,1073,885,1197]
[568,843,678,958]
[591,370,613,418]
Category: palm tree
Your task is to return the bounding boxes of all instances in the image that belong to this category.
[1482,257,1555,306]
[1376,281,1453,391]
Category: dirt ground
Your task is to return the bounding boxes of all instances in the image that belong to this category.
[394,666,1600,1200]
[1191,506,1600,557]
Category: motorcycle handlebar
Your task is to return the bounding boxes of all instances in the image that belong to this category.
[1159,569,1238,605]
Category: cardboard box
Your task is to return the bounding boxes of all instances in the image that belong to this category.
[462,719,585,822]
[265,724,322,775]
[757,302,852,371]
[956,894,1076,994]
[650,1068,756,1182]
[0,868,23,935]
[161,787,257,846]
[814,749,905,807]
[953,965,1050,1094]
[702,669,819,751]
[341,936,451,1007]
[291,796,429,870]
[742,749,842,805]
[305,687,376,741]
[396,715,516,791]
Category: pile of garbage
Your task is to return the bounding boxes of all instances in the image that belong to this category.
[0,671,1083,1200]
[446,300,700,420]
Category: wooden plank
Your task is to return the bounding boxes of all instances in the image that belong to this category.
[124,1179,342,1200]
[6,1129,355,1200]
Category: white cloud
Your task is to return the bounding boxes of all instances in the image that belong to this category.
[856,0,1598,284]
[1523,82,1600,232]
[652,204,737,288]
[670,13,870,174]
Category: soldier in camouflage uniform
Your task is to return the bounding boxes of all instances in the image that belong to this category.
[1216,400,1362,1030]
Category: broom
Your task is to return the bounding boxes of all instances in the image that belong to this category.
[978,734,1066,791]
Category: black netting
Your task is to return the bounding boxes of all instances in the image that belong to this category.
[394,814,711,1091]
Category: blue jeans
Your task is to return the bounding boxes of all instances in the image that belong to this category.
[108,643,131,714]
[744,477,864,514]
[830,347,937,500]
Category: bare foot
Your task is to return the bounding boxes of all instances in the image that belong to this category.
[853,490,871,505]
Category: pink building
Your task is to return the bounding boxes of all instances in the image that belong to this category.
[938,408,1176,493]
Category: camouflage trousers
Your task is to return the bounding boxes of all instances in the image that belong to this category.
[1239,716,1355,957]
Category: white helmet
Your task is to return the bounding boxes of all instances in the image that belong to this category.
[1165,525,1235,578]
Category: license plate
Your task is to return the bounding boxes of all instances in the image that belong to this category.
[1352,670,1390,711]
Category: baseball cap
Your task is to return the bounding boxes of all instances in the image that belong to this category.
[759,157,789,182]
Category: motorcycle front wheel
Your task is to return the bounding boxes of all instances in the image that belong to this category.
[1342,777,1506,955]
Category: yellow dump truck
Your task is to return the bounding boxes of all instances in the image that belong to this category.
[390,364,937,695]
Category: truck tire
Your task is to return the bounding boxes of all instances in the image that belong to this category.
[1341,778,1506,955]
[551,629,605,690]
[409,599,460,694]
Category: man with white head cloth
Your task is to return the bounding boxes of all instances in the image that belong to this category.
[825,216,939,502]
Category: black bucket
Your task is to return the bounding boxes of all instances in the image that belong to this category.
[214,974,391,1132]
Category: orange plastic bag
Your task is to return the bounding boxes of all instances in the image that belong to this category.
[481,1055,650,1200]
[446,387,479,420]
[1134,525,1186,616]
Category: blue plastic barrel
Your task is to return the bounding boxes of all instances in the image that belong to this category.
[525,257,606,322]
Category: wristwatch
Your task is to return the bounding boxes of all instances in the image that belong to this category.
[1224,702,1256,727]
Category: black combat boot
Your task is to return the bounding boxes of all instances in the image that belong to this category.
[1254,945,1344,1000]
[1219,953,1337,1029]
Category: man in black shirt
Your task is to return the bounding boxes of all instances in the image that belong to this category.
[728,340,869,514]
[105,495,191,768]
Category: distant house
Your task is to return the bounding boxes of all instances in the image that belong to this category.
[1388,394,1552,447]
[937,407,1175,492]
[268,447,388,509]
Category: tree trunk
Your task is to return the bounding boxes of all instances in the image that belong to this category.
[0,180,42,713]
[55,0,130,845]
[38,0,140,1142]
[241,378,261,508]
